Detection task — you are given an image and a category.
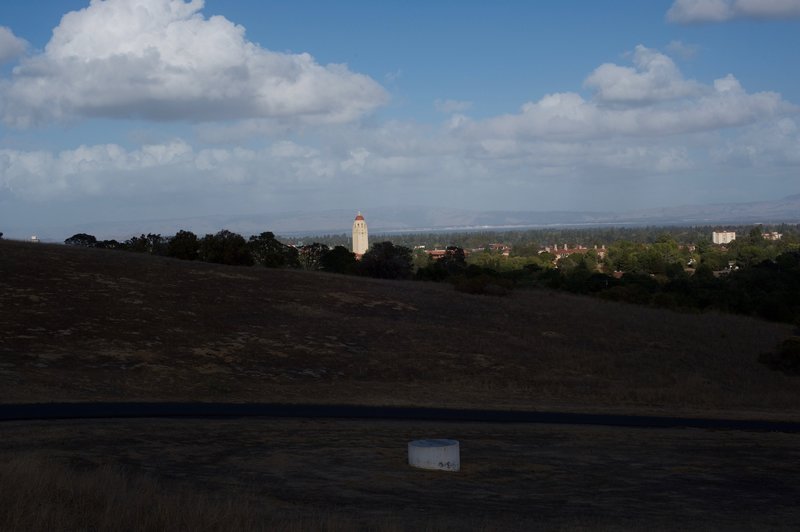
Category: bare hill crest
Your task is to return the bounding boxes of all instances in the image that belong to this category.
[1,239,797,418]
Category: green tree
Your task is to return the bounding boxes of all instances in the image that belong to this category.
[358,241,413,279]
[416,246,468,281]
[695,237,712,255]
[467,249,504,271]
[200,230,253,266]
[121,233,168,255]
[440,246,467,275]
[746,225,763,245]
[411,248,431,272]
[247,231,298,268]
[122,234,148,253]
[582,250,600,271]
[556,254,582,272]
[95,239,120,250]
[167,230,199,260]
[298,242,329,270]
[65,233,97,247]
[510,242,540,257]
[320,245,357,274]
[536,252,556,268]
[606,241,641,272]
[145,233,168,255]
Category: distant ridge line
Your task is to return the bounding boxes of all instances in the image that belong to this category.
[6,193,799,240]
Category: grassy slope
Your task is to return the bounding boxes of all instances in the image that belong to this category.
[3,418,799,530]
[0,239,797,417]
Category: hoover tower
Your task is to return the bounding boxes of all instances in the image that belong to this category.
[352,212,368,256]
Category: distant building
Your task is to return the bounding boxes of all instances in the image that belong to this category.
[30,235,39,243]
[712,231,736,245]
[352,212,368,257]
[426,248,471,260]
[763,231,782,241]
[540,244,599,261]
[593,244,608,260]
[487,243,511,256]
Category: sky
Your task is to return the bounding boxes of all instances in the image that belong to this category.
[1,0,799,237]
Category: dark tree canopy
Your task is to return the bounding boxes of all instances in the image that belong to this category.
[320,245,357,274]
[199,230,253,266]
[247,232,298,268]
[358,241,413,280]
[95,239,120,250]
[441,246,467,273]
[121,235,148,253]
[65,233,98,247]
[167,230,199,261]
[298,242,329,271]
[415,246,467,281]
[121,233,168,255]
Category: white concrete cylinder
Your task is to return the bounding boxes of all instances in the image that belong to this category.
[408,439,460,472]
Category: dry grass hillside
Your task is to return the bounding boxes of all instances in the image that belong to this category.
[3,418,799,530]
[1,239,797,418]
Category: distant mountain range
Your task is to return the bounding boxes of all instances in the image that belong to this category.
[10,194,800,242]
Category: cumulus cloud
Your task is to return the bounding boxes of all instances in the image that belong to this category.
[459,47,794,142]
[0,137,379,202]
[667,0,800,23]
[2,41,798,216]
[0,0,387,127]
[0,140,196,200]
[585,45,702,104]
[0,26,27,64]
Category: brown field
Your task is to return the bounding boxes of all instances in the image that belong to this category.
[2,418,799,530]
[2,239,800,529]
[1,238,798,418]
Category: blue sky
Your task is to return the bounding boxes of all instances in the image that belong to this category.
[1,0,799,237]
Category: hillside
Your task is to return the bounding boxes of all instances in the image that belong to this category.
[1,239,797,418]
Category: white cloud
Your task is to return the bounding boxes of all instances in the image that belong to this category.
[667,0,800,23]
[269,141,318,159]
[712,117,800,166]
[0,0,387,127]
[665,40,699,59]
[461,48,794,141]
[434,99,473,113]
[667,0,734,22]
[585,45,702,104]
[0,26,27,64]
[340,147,370,173]
[2,42,798,216]
[0,140,196,200]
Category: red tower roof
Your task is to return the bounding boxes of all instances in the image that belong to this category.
[355,213,365,221]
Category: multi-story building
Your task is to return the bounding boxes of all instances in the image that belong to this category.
[712,231,736,245]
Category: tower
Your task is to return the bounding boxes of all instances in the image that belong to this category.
[352,212,368,256]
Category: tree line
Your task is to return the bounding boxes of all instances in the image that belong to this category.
[63,230,413,278]
[65,225,800,326]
